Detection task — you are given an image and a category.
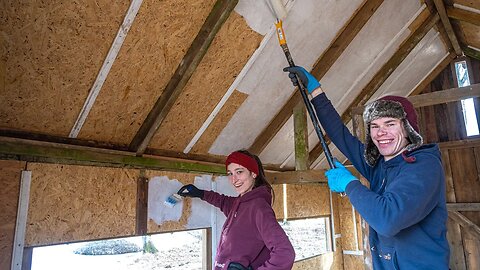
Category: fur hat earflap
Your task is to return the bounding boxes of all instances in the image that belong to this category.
[363,95,423,166]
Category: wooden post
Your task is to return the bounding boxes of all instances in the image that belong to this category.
[293,103,308,171]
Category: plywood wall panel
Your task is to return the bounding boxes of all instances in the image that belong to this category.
[286,184,330,219]
[25,163,137,246]
[77,0,217,144]
[150,11,262,151]
[0,160,25,270]
[272,184,285,220]
[0,1,129,136]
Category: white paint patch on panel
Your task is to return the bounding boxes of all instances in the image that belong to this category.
[321,1,424,115]
[210,0,364,155]
[148,176,184,225]
[187,175,214,229]
[372,29,448,101]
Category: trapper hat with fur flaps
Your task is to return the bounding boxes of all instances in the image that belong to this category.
[363,95,423,166]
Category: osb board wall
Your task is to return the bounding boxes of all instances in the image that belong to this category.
[144,170,200,233]
[78,0,217,144]
[25,163,137,246]
[272,184,284,219]
[0,160,25,270]
[292,252,344,270]
[0,1,129,136]
[338,196,362,251]
[285,184,331,219]
[150,11,263,152]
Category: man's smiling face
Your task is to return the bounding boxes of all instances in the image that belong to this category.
[370,117,409,161]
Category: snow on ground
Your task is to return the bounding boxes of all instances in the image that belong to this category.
[31,218,328,269]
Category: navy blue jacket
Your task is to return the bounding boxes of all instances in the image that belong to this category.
[312,93,449,269]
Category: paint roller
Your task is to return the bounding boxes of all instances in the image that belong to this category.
[266,0,345,197]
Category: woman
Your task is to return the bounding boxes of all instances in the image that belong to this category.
[177,150,295,270]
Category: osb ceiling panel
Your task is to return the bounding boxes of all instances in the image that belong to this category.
[149,11,262,152]
[461,22,480,49]
[0,1,129,136]
[77,0,217,144]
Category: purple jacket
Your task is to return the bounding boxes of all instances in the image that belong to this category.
[202,185,295,270]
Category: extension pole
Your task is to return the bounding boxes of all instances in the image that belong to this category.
[274,20,335,169]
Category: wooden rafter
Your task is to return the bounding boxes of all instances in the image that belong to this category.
[129,0,238,155]
[433,0,462,55]
[350,83,480,114]
[446,6,480,27]
[447,203,480,212]
[249,0,384,156]
[309,12,440,164]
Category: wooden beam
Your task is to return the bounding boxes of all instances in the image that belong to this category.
[309,13,440,163]
[129,0,238,155]
[0,136,226,174]
[446,6,480,27]
[266,169,327,184]
[248,0,383,156]
[136,174,148,235]
[438,138,480,150]
[433,0,462,55]
[351,83,480,114]
[447,203,480,211]
[448,210,480,239]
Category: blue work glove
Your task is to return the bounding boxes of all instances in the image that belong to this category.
[325,160,358,193]
[283,66,321,94]
[177,184,204,198]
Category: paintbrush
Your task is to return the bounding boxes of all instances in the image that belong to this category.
[164,193,183,208]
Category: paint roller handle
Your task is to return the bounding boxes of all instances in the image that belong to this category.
[177,184,204,198]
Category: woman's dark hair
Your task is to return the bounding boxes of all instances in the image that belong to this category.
[236,150,274,199]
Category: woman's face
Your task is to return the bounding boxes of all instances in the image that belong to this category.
[227,162,256,196]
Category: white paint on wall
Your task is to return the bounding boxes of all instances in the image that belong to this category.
[187,175,214,229]
[148,176,184,225]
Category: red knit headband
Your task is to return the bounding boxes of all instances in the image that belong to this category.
[225,151,259,175]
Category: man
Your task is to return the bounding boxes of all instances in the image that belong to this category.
[284,66,450,269]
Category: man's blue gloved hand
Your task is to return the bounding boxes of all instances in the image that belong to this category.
[325,160,358,193]
[283,66,321,94]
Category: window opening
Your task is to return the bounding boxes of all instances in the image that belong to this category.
[454,60,479,136]
[32,229,204,270]
[280,217,330,261]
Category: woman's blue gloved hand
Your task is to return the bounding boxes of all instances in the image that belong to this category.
[325,160,358,193]
[283,66,321,94]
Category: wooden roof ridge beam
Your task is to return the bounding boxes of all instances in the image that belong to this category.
[308,12,440,164]
[432,0,462,55]
[350,83,480,114]
[129,0,238,155]
[248,0,383,155]
[446,6,480,26]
